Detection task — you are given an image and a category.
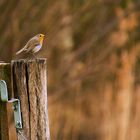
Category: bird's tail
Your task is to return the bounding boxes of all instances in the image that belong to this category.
[16,47,25,55]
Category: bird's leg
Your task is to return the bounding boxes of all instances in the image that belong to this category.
[31,53,37,59]
[28,52,37,60]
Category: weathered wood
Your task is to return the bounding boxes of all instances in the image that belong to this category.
[0,64,13,99]
[12,60,30,140]
[0,63,17,140]
[12,59,50,140]
[7,102,18,140]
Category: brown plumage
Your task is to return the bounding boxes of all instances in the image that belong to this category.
[16,34,45,55]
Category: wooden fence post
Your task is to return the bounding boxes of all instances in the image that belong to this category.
[12,59,50,140]
[0,63,17,140]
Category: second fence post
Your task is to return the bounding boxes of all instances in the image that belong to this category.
[12,59,50,140]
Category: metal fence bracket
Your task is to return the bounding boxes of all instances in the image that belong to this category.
[0,80,8,102]
[8,98,22,129]
[0,80,22,129]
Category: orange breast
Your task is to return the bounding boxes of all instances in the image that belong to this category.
[39,37,44,44]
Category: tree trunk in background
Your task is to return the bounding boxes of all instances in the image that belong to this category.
[100,81,114,140]
[101,49,136,140]
[114,50,134,140]
[129,85,140,140]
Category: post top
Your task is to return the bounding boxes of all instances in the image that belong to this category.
[11,58,47,63]
[0,63,10,65]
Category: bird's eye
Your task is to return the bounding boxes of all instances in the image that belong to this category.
[40,35,42,37]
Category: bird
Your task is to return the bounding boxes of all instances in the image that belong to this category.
[16,34,45,55]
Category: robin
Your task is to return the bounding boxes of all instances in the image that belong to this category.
[16,34,45,55]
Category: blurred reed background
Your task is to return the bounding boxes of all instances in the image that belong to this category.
[0,0,140,140]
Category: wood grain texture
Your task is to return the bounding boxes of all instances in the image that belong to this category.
[12,59,50,140]
[0,63,13,99]
[0,63,17,140]
[12,60,30,139]
[7,102,18,140]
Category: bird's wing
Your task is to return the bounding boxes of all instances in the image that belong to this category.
[25,38,40,51]
[16,36,39,55]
